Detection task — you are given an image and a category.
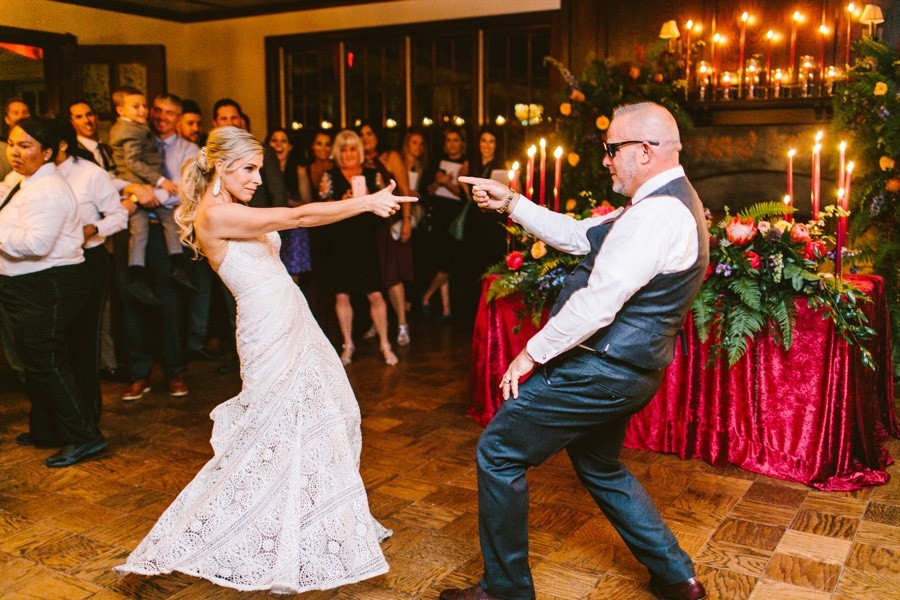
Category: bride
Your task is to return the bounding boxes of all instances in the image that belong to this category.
[115,126,414,593]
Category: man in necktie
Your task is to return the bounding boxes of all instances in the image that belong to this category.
[69,100,115,173]
[444,103,709,600]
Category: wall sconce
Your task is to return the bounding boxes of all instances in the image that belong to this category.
[859,4,884,38]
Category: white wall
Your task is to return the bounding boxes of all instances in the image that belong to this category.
[1,0,559,133]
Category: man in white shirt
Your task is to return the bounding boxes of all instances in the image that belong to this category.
[445,103,709,600]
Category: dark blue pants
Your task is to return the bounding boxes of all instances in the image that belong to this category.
[185,250,214,353]
[477,349,694,599]
[0,263,99,444]
[122,224,186,381]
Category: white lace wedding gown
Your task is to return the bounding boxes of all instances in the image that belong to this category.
[115,232,391,593]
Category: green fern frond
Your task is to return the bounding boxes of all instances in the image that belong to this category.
[738,202,796,221]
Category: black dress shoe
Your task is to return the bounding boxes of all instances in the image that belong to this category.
[187,348,225,362]
[45,438,107,468]
[649,577,707,600]
[15,433,58,448]
[128,280,162,307]
[216,358,239,374]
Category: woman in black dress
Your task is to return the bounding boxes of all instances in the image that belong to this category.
[419,126,466,322]
[319,130,397,366]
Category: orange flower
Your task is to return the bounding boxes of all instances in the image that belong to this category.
[567,152,580,167]
[886,178,900,193]
[595,115,610,130]
[874,82,888,95]
[569,89,586,102]
[559,102,572,116]
[530,241,547,259]
[724,215,757,246]
[880,156,895,171]
[565,198,578,212]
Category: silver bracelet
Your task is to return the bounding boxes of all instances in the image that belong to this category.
[496,188,515,214]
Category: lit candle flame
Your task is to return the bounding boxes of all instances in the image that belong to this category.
[793,11,802,22]
[784,194,791,205]
[819,24,829,35]
[741,12,749,23]
[767,30,775,40]
[512,161,520,170]
[846,161,855,174]
[686,19,693,29]
[527,145,536,157]
[539,138,546,149]
[788,149,796,157]
[815,130,824,142]
[554,146,563,159]
[839,141,847,152]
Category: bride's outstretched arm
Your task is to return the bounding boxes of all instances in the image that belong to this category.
[202,181,416,239]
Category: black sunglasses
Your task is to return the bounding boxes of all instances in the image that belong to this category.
[602,140,660,158]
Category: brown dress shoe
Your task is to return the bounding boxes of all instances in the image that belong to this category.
[439,586,502,600]
[168,374,189,397]
[649,577,707,600]
[122,379,150,402]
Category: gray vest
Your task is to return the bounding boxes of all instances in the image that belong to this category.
[549,176,709,371]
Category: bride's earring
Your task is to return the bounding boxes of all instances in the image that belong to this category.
[212,176,221,196]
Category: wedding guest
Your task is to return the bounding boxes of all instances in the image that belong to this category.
[419,126,466,323]
[358,121,413,346]
[443,103,709,600]
[177,99,205,145]
[320,130,397,366]
[267,127,311,284]
[299,129,334,193]
[460,126,509,315]
[109,86,191,306]
[55,120,129,423]
[68,100,114,173]
[0,117,104,468]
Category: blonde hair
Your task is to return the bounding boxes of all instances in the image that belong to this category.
[175,126,264,258]
[331,129,365,167]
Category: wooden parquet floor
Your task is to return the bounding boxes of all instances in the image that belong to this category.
[0,321,898,599]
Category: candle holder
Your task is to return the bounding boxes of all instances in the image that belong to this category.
[697,61,710,101]
[825,65,839,95]
[746,57,760,99]
[721,71,733,100]
[771,68,784,99]
[800,55,816,97]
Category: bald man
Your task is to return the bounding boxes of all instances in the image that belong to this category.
[444,103,709,600]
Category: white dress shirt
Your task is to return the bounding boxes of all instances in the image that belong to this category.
[511,166,699,364]
[154,132,199,209]
[57,157,128,249]
[0,162,85,276]
[78,134,133,193]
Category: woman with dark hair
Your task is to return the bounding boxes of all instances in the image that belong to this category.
[357,121,414,346]
[267,127,311,283]
[55,119,129,425]
[419,125,466,322]
[0,116,103,467]
[298,129,334,194]
[460,126,510,313]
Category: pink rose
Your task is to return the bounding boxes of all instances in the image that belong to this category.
[743,250,761,270]
[505,251,524,271]
[790,223,812,244]
[804,240,826,260]
[724,216,757,246]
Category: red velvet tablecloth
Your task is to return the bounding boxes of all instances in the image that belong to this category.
[469,274,898,491]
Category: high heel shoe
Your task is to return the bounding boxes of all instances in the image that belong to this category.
[397,324,410,346]
[340,344,355,366]
[381,343,398,366]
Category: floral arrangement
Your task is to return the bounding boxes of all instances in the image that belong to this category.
[693,202,875,368]
[485,192,615,325]
[546,56,691,207]
[832,38,899,375]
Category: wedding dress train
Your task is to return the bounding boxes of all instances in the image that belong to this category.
[116,232,390,593]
